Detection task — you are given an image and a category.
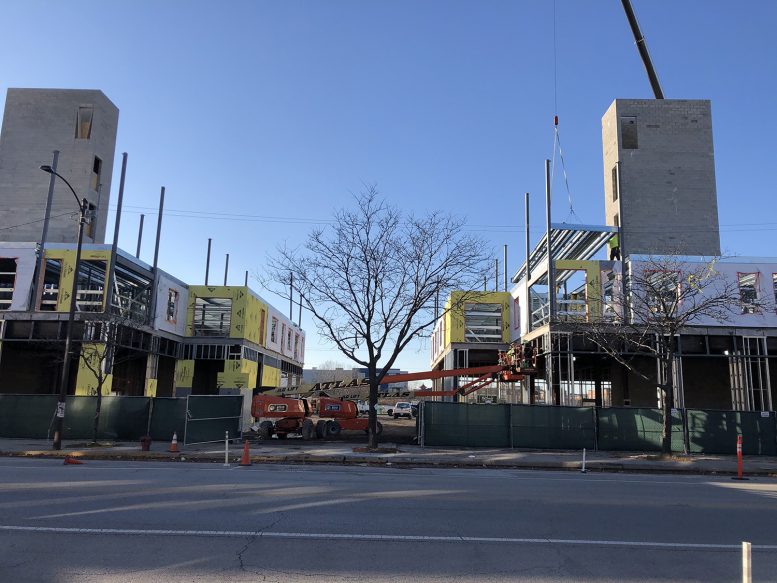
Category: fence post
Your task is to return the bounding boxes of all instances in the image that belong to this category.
[593,405,599,451]
[508,404,514,449]
[145,398,154,438]
[419,401,425,448]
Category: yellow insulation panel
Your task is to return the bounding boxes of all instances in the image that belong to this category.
[175,359,195,388]
[74,343,112,396]
[261,364,280,388]
[45,249,111,312]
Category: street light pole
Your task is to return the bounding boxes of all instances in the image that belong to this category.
[40,165,88,450]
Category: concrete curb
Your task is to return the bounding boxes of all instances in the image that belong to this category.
[2,449,776,477]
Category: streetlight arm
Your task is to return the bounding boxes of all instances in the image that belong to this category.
[40,165,81,207]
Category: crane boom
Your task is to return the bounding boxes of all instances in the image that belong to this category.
[620,0,665,99]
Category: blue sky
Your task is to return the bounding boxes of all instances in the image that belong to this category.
[2,1,776,373]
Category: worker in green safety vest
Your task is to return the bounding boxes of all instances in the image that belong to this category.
[608,233,621,261]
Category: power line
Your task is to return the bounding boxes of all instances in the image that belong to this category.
[0,211,77,232]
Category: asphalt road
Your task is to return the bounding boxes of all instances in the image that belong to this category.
[1,458,776,582]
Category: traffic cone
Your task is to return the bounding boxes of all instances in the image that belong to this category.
[168,432,179,453]
[63,456,83,465]
[239,440,252,467]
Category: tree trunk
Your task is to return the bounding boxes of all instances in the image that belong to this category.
[660,338,676,456]
[92,388,102,445]
[367,364,379,450]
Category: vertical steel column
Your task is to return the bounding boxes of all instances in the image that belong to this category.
[205,238,212,285]
[148,186,165,325]
[135,214,144,258]
[525,192,531,333]
[244,270,249,287]
[503,244,508,291]
[495,259,499,291]
[106,153,128,316]
[545,160,555,321]
[544,159,556,406]
[224,254,229,286]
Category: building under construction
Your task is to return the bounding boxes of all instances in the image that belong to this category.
[428,2,777,414]
[0,89,305,408]
[430,96,777,413]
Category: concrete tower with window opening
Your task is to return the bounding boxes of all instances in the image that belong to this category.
[602,99,721,256]
[0,89,119,244]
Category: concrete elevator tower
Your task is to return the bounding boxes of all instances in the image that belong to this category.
[0,88,119,244]
[602,99,721,257]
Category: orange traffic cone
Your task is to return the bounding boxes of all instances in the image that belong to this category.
[239,440,252,466]
[63,456,83,465]
[168,432,179,453]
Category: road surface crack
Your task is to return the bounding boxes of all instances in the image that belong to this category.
[236,535,257,572]
[236,512,287,572]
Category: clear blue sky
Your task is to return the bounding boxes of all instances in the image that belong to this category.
[2,1,775,373]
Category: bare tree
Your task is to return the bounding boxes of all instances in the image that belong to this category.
[267,187,491,448]
[317,359,349,371]
[78,319,143,444]
[573,255,755,455]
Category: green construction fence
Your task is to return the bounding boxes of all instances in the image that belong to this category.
[686,410,776,456]
[421,402,777,455]
[0,395,206,443]
[596,407,685,453]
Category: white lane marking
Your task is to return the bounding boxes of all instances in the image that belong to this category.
[0,525,775,550]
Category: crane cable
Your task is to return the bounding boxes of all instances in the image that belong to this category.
[549,0,581,225]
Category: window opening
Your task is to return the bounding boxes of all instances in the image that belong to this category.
[75,105,94,139]
[738,273,759,314]
[270,317,278,343]
[294,333,299,360]
[40,259,62,311]
[611,166,618,202]
[166,289,179,322]
[513,297,520,330]
[601,270,617,321]
[259,309,266,344]
[85,202,97,239]
[464,303,502,342]
[110,263,153,323]
[620,116,638,149]
[281,324,286,350]
[645,270,680,316]
[287,329,292,351]
[192,297,232,336]
[0,258,17,310]
[90,156,102,191]
[76,260,106,312]
[555,270,588,322]
[772,274,777,311]
[529,283,550,328]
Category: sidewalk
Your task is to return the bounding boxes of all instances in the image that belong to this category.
[1,437,776,477]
